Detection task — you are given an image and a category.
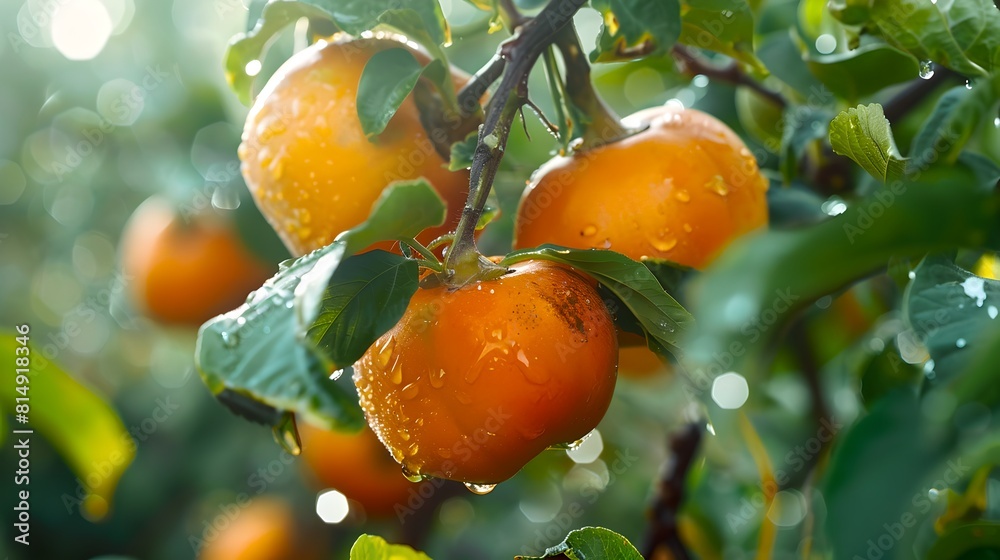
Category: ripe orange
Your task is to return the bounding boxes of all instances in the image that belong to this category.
[514,105,768,374]
[353,260,618,486]
[120,196,273,326]
[197,497,316,560]
[239,36,472,257]
[298,422,413,518]
[513,104,769,270]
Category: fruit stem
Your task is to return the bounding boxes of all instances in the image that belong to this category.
[444,0,590,284]
[553,25,634,150]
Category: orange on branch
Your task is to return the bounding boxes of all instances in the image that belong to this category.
[239,36,472,257]
[354,260,618,486]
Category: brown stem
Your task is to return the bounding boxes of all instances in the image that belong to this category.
[554,25,632,149]
[671,44,787,109]
[457,54,505,117]
[642,422,702,560]
[444,0,590,282]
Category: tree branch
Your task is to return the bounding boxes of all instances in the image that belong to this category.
[671,44,787,109]
[642,422,702,560]
[444,0,589,281]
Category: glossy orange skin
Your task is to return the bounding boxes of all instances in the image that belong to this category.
[515,105,768,374]
[239,36,470,257]
[354,260,618,485]
[514,105,769,270]
[198,497,315,560]
[298,422,413,517]
[120,196,273,326]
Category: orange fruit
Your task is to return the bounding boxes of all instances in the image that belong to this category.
[197,497,315,560]
[239,36,472,257]
[513,104,768,269]
[120,196,273,326]
[298,422,413,518]
[514,105,768,374]
[353,260,618,486]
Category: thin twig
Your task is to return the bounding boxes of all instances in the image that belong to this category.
[642,422,702,560]
[444,0,589,280]
[671,44,787,109]
[457,54,505,116]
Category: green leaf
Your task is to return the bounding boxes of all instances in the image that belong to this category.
[350,534,432,560]
[196,242,365,431]
[225,1,335,106]
[780,105,832,183]
[1,334,134,520]
[806,44,920,101]
[910,77,1000,167]
[334,179,447,256]
[500,246,693,357]
[304,251,419,369]
[313,0,450,46]
[829,103,908,182]
[448,130,479,171]
[868,0,988,76]
[945,0,1000,74]
[904,256,1000,387]
[515,527,643,560]
[683,164,1000,391]
[590,0,682,63]
[822,390,953,559]
[357,49,439,139]
[678,0,766,72]
[227,0,452,106]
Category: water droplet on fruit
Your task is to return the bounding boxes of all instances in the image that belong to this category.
[683,223,693,233]
[377,337,395,367]
[437,447,452,459]
[399,430,410,441]
[581,224,597,237]
[598,238,612,249]
[516,349,530,368]
[919,60,934,79]
[407,443,420,457]
[401,465,424,482]
[390,361,404,385]
[456,391,473,404]
[429,368,446,389]
[705,175,729,196]
[674,190,691,202]
[401,382,420,400]
[653,238,678,252]
[464,482,497,495]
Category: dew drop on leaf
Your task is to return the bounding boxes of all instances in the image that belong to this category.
[221,331,239,348]
[918,60,934,79]
[272,413,301,456]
